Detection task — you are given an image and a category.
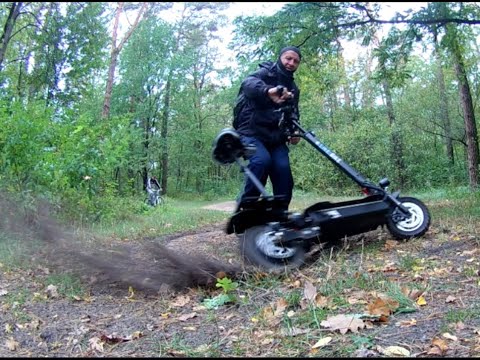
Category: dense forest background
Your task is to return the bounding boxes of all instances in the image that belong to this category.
[0,2,479,224]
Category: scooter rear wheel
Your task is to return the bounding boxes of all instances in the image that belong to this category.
[239,225,306,271]
[387,196,430,240]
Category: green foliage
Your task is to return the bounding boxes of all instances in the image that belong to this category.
[216,277,239,293]
[0,1,478,223]
[0,101,56,191]
[203,277,239,310]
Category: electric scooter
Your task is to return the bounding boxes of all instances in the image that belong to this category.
[212,89,431,271]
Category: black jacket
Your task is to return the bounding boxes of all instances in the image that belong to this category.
[235,61,300,147]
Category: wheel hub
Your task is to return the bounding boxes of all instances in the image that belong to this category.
[393,202,424,232]
[256,230,296,259]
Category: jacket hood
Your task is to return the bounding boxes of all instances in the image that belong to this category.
[259,61,275,70]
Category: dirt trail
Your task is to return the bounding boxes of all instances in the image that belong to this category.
[201,200,237,212]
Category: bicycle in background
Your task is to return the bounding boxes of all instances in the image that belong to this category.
[145,176,163,207]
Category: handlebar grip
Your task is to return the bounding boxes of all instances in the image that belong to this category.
[276,85,285,96]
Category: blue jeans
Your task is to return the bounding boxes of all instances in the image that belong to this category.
[238,136,293,211]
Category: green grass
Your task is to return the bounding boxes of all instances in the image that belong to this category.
[42,273,86,299]
[418,186,480,220]
[88,198,231,240]
[397,253,423,272]
[0,233,32,270]
[444,305,480,324]
[2,288,32,322]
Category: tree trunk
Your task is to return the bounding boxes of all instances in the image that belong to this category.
[382,79,406,188]
[0,2,22,71]
[453,57,479,188]
[336,38,351,111]
[101,2,122,119]
[102,2,148,119]
[433,28,454,164]
[160,77,171,194]
[447,25,479,189]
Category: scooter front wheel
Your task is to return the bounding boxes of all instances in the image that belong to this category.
[387,197,431,240]
[239,225,306,271]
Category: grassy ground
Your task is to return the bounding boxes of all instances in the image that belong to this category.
[0,187,479,357]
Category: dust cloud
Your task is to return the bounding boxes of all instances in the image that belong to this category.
[0,192,242,294]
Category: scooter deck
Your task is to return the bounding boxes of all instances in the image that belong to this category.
[304,195,390,241]
[227,194,391,238]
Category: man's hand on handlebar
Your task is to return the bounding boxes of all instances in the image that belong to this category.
[289,135,301,145]
[268,85,293,104]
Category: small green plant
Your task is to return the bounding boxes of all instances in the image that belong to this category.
[284,289,302,307]
[43,273,85,299]
[202,277,238,310]
[216,276,238,293]
[398,254,422,272]
[351,334,375,349]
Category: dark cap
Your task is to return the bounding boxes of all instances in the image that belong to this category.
[279,46,302,60]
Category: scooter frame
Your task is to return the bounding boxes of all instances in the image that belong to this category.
[212,96,431,269]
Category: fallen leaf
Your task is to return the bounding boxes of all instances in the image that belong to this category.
[254,330,274,339]
[383,240,398,251]
[126,286,135,300]
[442,332,458,341]
[395,318,417,327]
[128,331,143,340]
[416,295,427,306]
[303,280,317,302]
[426,346,443,355]
[347,297,366,305]
[311,336,332,349]
[431,337,449,353]
[261,306,274,319]
[45,284,59,298]
[290,279,302,288]
[460,249,478,256]
[281,327,309,336]
[274,298,288,316]
[347,290,369,304]
[171,295,190,307]
[192,304,206,312]
[100,333,125,344]
[320,314,366,334]
[382,261,398,272]
[261,338,273,345]
[314,294,331,308]
[5,337,19,351]
[88,336,104,352]
[401,286,424,301]
[445,295,456,303]
[195,344,210,352]
[379,345,410,357]
[366,297,399,317]
[178,312,197,322]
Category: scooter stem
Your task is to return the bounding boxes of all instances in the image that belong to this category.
[235,158,270,198]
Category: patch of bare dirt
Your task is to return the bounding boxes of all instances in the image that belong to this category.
[201,200,237,212]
